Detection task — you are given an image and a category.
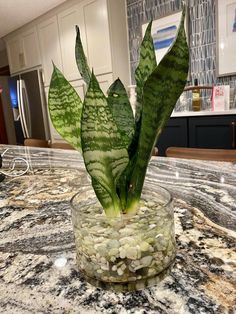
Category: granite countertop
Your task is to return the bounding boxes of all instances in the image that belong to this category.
[0,145,235,314]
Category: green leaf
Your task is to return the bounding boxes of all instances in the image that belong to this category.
[126,8,189,213]
[107,78,134,149]
[48,65,83,151]
[92,178,121,217]
[75,25,91,85]
[129,21,157,160]
[81,72,129,217]
[115,21,157,210]
[134,21,157,123]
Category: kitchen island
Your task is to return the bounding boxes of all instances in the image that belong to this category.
[0,145,235,314]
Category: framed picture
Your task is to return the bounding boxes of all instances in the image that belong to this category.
[217,0,236,76]
[142,11,182,66]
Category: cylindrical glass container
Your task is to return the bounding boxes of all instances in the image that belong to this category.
[71,184,176,292]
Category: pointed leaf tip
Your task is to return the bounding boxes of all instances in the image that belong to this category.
[75,26,91,85]
[146,20,152,31]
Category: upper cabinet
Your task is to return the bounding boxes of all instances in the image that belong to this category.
[5,0,130,88]
[37,16,63,86]
[40,0,130,87]
[6,26,41,74]
[21,28,41,69]
[58,3,87,81]
[83,0,112,75]
[6,36,22,73]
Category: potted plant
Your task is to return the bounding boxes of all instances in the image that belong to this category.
[48,8,189,292]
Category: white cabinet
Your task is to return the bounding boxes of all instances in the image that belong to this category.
[6,27,41,74]
[83,0,112,75]
[38,16,63,86]
[6,36,22,73]
[21,27,41,69]
[37,0,130,88]
[57,0,113,81]
[97,73,113,95]
[58,4,87,81]
[71,73,113,99]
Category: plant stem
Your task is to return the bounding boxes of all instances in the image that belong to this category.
[105,194,122,218]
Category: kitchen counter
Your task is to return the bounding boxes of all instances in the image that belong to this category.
[171,109,236,117]
[0,145,235,314]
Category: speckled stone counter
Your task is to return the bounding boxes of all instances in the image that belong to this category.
[0,145,235,314]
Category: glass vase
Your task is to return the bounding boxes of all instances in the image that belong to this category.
[70,183,176,292]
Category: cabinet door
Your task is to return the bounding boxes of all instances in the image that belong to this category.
[84,0,112,75]
[6,36,22,73]
[21,27,41,69]
[71,73,113,101]
[97,73,113,95]
[38,16,63,86]
[156,118,188,156]
[189,116,236,149]
[58,4,87,81]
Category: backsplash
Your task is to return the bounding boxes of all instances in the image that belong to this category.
[126,0,236,110]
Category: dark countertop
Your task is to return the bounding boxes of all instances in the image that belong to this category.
[0,145,235,314]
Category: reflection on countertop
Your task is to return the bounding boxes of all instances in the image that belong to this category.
[0,145,236,313]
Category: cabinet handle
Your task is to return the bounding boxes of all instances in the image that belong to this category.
[231,122,235,148]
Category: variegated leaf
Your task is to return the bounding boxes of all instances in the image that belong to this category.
[107,78,134,149]
[115,22,157,210]
[134,21,157,123]
[48,65,83,151]
[75,26,91,85]
[81,72,129,216]
[129,21,157,160]
[92,178,121,217]
[127,8,189,213]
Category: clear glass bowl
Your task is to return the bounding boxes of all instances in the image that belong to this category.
[70,184,176,292]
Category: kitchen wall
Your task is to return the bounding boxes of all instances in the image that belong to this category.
[126,0,236,110]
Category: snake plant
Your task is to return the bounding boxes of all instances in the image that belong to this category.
[48,8,189,217]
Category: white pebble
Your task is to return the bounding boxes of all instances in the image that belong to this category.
[54,257,67,268]
[117,268,124,276]
[126,247,138,260]
[101,263,109,271]
[119,247,126,259]
[140,241,150,252]
[140,256,153,267]
[108,248,119,256]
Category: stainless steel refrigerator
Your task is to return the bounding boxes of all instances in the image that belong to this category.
[9,69,50,144]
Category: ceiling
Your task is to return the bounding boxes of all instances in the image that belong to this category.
[0,0,67,48]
